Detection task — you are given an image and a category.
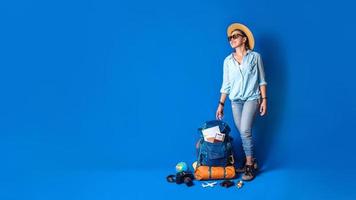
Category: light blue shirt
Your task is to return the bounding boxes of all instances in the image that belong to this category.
[220,50,267,101]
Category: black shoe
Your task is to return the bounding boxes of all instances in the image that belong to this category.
[236,158,258,173]
[242,164,256,181]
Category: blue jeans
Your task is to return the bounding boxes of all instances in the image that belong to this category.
[231,99,259,157]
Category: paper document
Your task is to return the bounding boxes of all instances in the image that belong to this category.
[202,126,221,142]
[214,132,225,142]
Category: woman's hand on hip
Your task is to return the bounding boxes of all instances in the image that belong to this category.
[216,105,224,120]
[259,99,267,116]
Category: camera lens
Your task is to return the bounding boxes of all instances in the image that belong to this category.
[184,177,193,187]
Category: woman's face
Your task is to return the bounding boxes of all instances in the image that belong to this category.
[229,30,246,49]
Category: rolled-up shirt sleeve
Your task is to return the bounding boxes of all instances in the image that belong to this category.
[220,60,231,94]
[257,54,267,86]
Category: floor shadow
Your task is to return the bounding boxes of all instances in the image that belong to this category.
[253,33,288,172]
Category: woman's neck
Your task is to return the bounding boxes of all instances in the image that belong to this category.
[235,46,247,57]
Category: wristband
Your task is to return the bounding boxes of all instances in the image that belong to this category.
[219,101,225,106]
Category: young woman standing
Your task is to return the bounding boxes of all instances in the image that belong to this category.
[216,23,268,181]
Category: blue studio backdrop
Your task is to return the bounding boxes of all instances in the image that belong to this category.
[1,0,356,199]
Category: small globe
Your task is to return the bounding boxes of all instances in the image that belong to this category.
[175,162,188,172]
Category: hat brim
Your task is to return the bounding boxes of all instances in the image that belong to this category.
[227,23,255,50]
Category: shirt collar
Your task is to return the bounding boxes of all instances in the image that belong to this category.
[229,49,252,60]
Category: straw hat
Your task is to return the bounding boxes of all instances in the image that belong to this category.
[227,23,255,50]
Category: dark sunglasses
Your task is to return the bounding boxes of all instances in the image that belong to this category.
[228,33,244,41]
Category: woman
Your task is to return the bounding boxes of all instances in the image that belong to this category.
[216,23,267,181]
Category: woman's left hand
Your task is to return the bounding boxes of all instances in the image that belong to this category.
[259,99,267,116]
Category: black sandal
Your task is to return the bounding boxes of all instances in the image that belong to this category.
[242,164,256,181]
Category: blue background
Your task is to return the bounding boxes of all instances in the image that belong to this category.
[1,0,356,199]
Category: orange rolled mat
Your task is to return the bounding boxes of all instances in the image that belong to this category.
[194,166,235,180]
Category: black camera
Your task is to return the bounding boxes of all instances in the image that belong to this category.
[175,171,195,186]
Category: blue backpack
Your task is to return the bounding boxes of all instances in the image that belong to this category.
[196,120,235,167]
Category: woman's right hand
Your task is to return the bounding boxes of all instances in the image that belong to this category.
[216,105,224,120]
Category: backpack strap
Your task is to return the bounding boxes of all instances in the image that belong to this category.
[196,138,204,167]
